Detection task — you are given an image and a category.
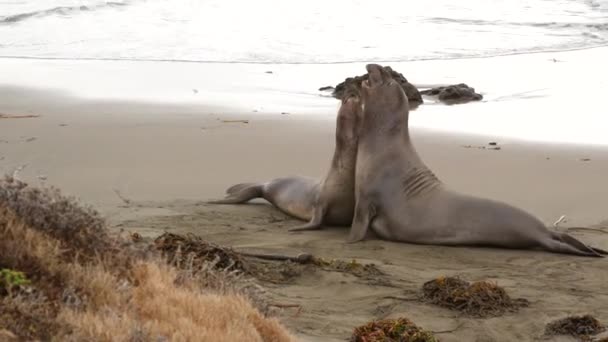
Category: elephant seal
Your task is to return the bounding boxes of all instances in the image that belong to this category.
[349,64,606,257]
[209,92,362,231]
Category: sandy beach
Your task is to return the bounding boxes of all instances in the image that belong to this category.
[2,79,608,341]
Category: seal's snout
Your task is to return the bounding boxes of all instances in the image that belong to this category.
[366,64,385,87]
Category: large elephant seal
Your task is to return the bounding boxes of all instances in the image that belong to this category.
[349,64,606,257]
[209,92,362,231]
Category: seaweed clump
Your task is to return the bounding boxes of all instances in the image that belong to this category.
[154,232,247,272]
[545,315,606,340]
[351,317,437,342]
[421,276,528,317]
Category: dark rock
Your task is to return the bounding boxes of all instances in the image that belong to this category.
[420,83,483,105]
[331,66,423,109]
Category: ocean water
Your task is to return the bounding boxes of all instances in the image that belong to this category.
[1,0,608,146]
[1,0,608,63]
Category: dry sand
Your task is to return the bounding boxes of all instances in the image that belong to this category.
[1,86,607,342]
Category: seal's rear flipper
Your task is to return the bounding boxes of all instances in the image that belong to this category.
[226,182,257,195]
[207,183,263,204]
[347,200,376,243]
[544,232,605,257]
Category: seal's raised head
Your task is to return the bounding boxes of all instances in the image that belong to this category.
[360,64,410,133]
[335,90,363,144]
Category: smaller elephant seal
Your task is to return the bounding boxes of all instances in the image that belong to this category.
[208,92,362,231]
[349,64,606,257]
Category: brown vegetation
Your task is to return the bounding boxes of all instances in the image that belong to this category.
[545,315,606,340]
[421,276,529,317]
[0,176,295,341]
[351,317,436,342]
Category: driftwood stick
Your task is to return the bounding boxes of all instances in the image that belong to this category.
[432,322,465,334]
[268,303,303,317]
[0,114,40,119]
[112,189,131,206]
[238,251,313,264]
[382,295,418,301]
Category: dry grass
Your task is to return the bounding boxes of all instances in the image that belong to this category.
[0,176,296,341]
[421,276,529,317]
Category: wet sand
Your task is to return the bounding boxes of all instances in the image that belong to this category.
[1,87,608,341]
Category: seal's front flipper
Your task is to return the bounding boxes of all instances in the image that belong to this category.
[207,183,263,204]
[289,205,325,232]
[347,200,376,243]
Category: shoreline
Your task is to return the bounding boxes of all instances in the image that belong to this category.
[2,42,608,65]
[1,87,607,229]
[1,45,608,145]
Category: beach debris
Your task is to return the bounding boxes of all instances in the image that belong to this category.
[112,189,132,207]
[11,164,27,179]
[25,137,37,142]
[314,258,384,278]
[267,303,302,317]
[281,112,289,115]
[265,71,273,74]
[154,232,247,272]
[580,158,591,162]
[330,66,423,108]
[240,252,313,264]
[192,89,198,94]
[545,315,606,340]
[421,276,529,317]
[488,142,497,146]
[319,86,334,92]
[461,143,501,151]
[553,215,567,230]
[0,114,40,119]
[420,83,483,105]
[59,124,68,127]
[130,232,143,242]
[351,317,437,342]
[221,119,249,124]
